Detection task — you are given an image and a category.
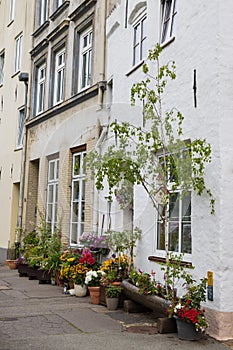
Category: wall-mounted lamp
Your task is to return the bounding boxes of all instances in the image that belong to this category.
[18,72,29,82]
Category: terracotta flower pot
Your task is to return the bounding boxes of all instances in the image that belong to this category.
[5,260,17,270]
[88,286,101,304]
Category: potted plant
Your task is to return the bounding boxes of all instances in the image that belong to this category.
[167,277,208,340]
[105,285,122,310]
[72,263,89,297]
[85,270,105,304]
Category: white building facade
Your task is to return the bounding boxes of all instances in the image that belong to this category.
[104,0,233,341]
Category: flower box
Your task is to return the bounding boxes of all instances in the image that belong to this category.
[17,263,30,277]
[36,269,52,284]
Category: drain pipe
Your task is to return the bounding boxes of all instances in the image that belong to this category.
[16,72,29,242]
[92,125,108,234]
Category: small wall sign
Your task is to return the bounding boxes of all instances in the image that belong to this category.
[207,271,214,301]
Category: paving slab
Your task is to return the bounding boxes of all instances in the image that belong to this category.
[0,265,231,350]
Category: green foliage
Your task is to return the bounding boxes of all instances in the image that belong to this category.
[160,253,193,299]
[85,44,215,258]
[129,269,166,296]
[106,228,141,270]
[85,43,214,215]
[105,286,122,298]
[19,211,63,272]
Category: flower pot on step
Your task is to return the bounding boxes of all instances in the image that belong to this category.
[175,317,203,341]
[106,297,119,310]
[88,286,101,304]
[74,284,87,297]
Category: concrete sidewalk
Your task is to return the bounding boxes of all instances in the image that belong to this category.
[0,265,231,350]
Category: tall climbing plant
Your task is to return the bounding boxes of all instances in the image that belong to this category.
[86,44,214,261]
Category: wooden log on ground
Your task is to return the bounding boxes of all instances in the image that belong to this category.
[124,299,151,313]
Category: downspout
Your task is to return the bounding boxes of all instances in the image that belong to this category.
[92,125,108,234]
[16,72,29,242]
[93,0,108,233]
[98,0,107,108]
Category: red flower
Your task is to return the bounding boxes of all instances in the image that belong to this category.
[87,257,95,265]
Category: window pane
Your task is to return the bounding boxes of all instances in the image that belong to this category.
[17,109,25,147]
[182,192,191,221]
[49,162,55,180]
[79,28,92,90]
[71,223,78,244]
[0,52,5,85]
[170,0,177,37]
[168,221,179,251]
[72,202,78,222]
[169,193,179,219]
[47,203,52,222]
[181,224,191,254]
[73,181,80,201]
[48,185,54,203]
[74,154,80,175]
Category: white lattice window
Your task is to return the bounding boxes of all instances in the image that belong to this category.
[46,158,59,234]
[161,0,177,44]
[70,151,86,245]
[157,191,191,254]
[0,51,5,85]
[36,64,46,115]
[15,34,23,73]
[17,108,25,148]
[53,49,65,105]
[156,150,192,255]
[38,0,48,26]
[133,14,147,66]
[79,28,92,91]
[9,0,15,22]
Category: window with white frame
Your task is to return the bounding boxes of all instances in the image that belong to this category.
[37,0,48,27]
[133,14,147,66]
[46,158,59,234]
[36,63,46,115]
[156,191,191,254]
[17,108,25,148]
[9,0,15,22]
[79,27,92,91]
[156,149,192,254]
[161,0,177,44]
[15,34,23,73]
[53,48,65,105]
[0,51,5,85]
[70,150,86,245]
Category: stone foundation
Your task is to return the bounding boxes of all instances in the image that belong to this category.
[206,308,233,340]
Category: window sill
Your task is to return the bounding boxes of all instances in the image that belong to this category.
[15,146,23,151]
[160,36,175,49]
[33,21,50,38]
[11,71,20,79]
[7,20,14,28]
[148,255,193,268]
[126,60,145,77]
[50,1,70,21]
